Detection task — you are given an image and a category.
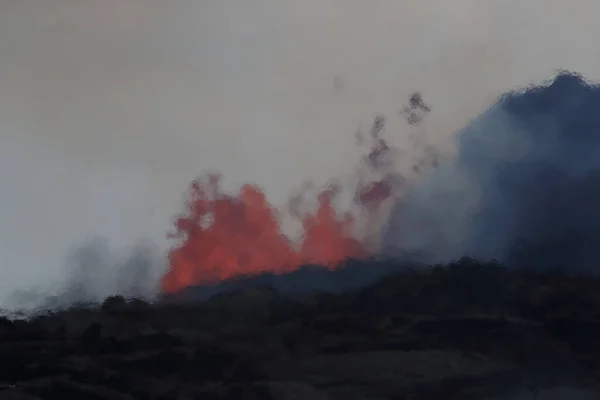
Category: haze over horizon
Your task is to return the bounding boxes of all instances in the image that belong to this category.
[3,1,600,307]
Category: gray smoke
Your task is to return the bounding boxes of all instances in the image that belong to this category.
[384,72,600,273]
[2,238,161,313]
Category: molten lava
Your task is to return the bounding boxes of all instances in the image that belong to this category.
[160,176,369,293]
[159,108,428,293]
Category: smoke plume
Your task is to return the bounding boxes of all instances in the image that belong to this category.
[384,72,600,273]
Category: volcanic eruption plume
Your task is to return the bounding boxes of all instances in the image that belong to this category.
[163,72,600,296]
[158,100,432,293]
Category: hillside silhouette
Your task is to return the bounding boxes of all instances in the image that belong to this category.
[3,259,600,399]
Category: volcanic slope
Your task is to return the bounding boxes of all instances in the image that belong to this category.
[2,259,600,400]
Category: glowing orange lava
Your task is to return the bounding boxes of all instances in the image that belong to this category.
[160,176,371,293]
[159,111,415,293]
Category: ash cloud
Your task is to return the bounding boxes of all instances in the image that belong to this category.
[384,72,600,273]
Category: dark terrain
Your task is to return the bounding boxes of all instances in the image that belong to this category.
[2,258,600,399]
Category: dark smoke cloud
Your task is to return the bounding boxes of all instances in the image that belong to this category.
[384,72,600,273]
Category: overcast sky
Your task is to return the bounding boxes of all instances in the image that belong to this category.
[1,0,600,301]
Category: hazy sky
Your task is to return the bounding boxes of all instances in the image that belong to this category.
[2,0,600,301]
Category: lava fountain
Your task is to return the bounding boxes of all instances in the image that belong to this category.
[160,95,430,293]
[160,176,371,293]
